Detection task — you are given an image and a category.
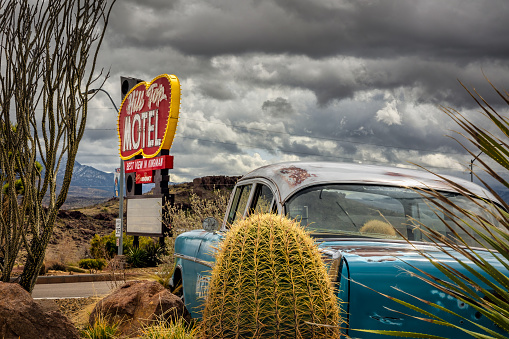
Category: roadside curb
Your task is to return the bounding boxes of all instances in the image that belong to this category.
[9,273,135,284]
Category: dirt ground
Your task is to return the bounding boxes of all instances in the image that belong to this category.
[36,297,101,328]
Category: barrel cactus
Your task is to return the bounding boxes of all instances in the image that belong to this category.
[201,213,341,338]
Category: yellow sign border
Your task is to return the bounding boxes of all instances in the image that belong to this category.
[117,74,180,160]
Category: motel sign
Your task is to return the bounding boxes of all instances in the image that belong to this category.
[118,74,180,237]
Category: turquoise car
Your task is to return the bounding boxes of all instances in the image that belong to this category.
[171,162,507,338]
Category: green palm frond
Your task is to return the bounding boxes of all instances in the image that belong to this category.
[367,78,509,338]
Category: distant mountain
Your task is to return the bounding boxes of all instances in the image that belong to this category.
[56,161,156,203]
[57,161,115,199]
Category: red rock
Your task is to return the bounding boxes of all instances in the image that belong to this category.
[89,280,190,336]
[0,282,79,339]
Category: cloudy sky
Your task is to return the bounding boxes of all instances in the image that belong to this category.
[79,0,509,185]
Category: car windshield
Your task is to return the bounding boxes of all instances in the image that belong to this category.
[285,184,503,246]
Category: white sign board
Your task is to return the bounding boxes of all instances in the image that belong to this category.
[115,218,122,237]
[126,197,163,235]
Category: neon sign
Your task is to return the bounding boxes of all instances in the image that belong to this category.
[117,74,180,160]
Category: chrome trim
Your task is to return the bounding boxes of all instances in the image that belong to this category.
[174,253,214,268]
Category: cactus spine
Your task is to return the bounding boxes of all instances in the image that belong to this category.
[201,213,340,338]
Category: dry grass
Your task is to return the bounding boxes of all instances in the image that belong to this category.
[161,189,229,269]
[359,219,396,236]
[45,234,83,266]
[54,297,102,328]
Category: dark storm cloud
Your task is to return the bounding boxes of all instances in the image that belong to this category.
[196,138,243,154]
[234,55,509,108]
[262,97,294,117]
[79,0,509,181]
[103,0,509,109]
[111,0,509,61]
[198,81,236,101]
[81,129,117,143]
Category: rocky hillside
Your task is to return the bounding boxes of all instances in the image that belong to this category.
[42,161,115,209]
[60,162,114,195]
[46,175,240,264]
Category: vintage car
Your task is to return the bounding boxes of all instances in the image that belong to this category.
[171,161,507,338]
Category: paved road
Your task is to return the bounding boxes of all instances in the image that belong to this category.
[32,280,120,299]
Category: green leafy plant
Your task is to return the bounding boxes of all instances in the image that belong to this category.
[144,241,165,267]
[362,79,509,338]
[125,246,148,268]
[90,232,133,260]
[89,231,163,268]
[201,213,341,338]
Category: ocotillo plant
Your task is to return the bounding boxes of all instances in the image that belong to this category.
[201,213,341,339]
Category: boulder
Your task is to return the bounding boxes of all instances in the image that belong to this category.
[89,280,190,336]
[0,282,79,339]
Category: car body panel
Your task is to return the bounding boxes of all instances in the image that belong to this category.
[317,240,506,337]
[173,229,222,317]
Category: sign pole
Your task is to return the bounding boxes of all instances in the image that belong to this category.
[118,160,124,255]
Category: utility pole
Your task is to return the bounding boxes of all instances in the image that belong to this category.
[470,150,484,182]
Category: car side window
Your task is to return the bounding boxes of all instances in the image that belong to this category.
[227,184,252,225]
[250,184,274,215]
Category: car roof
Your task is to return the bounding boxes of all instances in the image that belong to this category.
[239,161,498,203]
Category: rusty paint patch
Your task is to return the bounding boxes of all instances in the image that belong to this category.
[385,171,414,178]
[279,166,317,187]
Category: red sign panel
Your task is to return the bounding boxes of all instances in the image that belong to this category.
[124,155,174,173]
[136,171,154,184]
[117,74,180,160]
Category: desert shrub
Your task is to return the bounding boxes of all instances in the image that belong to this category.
[46,262,67,272]
[66,265,87,273]
[140,317,197,339]
[156,189,229,291]
[90,233,115,259]
[201,213,340,338]
[79,258,107,273]
[81,313,120,339]
[166,189,230,238]
[359,219,396,236]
